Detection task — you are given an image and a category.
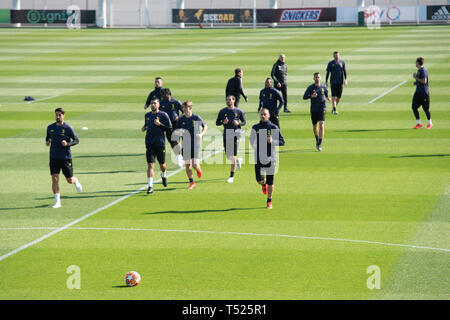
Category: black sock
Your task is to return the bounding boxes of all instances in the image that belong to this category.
[267,198,272,202]
[318,138,322,145]
[315,135,319,144]
[189,178,194,183]
[230,171,235,178]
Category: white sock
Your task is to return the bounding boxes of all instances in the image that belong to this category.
[148,178,153,187]
[428,119,432,125]
[417,119,422,125]
[54,193,60,203]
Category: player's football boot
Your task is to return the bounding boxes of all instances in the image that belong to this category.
[75,180,83,192]
[261,184,267,195]
[266,201,273,209]
[196,169,202,179]
[283,109,291,113]
[177,155,184,169]
[147,186,154,194]
[426,123,432,130]
[227,177,234,183]
[316,144,322,152]
[161,173,168,187]
[188,182,196,190]
[52,202,61,208]
[413,124,423,129]
[237,158,242,171]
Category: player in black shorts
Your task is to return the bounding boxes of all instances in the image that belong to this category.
[330,83,343,101]
[250,108,285,209]
[46,108,82,208]
[160,88,184,168]
[216,95,246,183]
[225,68,248,107]
[141,99,172,194]
[326,51,347,115]
[412,57,432,129]
[303,73,331,151]
[258,78,284,128]
[144,77,164,110]
[173,100,208,190]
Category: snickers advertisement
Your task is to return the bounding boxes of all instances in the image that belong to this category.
[257,8,336,23]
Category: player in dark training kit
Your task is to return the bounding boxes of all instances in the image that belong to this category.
[144,77,164,110]
[250,108,285,209]
[412,57,432,129]
[174,100,208,190]
[271,54,290,113]
[225,68,248,107]
[141,99,172,194]
[326,51,347,115]
[45,108,82,208]
[216,95,246,183]
[303,72,331,152]
[258,77,284,128]
[160,88,184,168]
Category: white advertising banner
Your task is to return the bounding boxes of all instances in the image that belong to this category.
[364,6,418,23]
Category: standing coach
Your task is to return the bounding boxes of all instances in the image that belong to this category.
[225,68,248,107]
[271,54,290,113]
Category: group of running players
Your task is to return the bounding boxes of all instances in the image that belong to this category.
[46,53,431,210]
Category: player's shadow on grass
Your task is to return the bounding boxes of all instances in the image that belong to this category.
[77,170,137,174]
[197,178,229,183]
[132,179,225,186]
[76,153,143,159]
[144,207,258,215]
[390,154,450,158]
[0,204,49,211]
[35,190,138,200]
[335,129,408,133]
[147,188,177,192]
[279,113,309,118]
[279,149,317,154]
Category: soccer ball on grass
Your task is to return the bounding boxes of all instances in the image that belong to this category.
[124,271,141,287]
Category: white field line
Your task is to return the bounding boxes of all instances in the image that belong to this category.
[0,148,224,262]
[368,80,407,104]
[1,226,449,253]
[26,94,61,104]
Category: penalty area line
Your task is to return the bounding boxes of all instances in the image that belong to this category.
[0,148,224,263]
[368,80,407,104]
[1,226,449,253]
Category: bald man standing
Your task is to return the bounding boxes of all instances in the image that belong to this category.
[271,54,290,113]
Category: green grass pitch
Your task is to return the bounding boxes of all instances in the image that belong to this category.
[0,25,449,300]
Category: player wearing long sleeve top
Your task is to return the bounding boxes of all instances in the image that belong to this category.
[249,108,285,209]
[303,72,330,152]
[216,95,247,183]
[141,98,172,193]
[45,108,82,208]
[258,77,284,128]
